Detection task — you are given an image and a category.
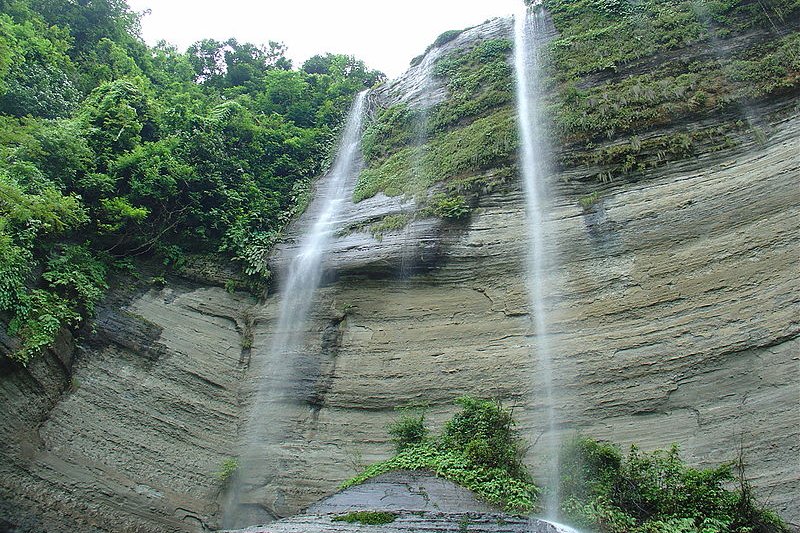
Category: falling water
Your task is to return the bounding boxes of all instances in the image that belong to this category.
[271,90,368,350]
[399,49,441,279]
[224,91,367,528]
[513,2,561,520]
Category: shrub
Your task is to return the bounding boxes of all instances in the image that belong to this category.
[560,437,790,533]
[388,411,428,452]
[442,397,525,476]
[433,29,466,49]
[579,192,601,211]
[215,457,239,483]
[344,396,538,514]
[431,194,471,220]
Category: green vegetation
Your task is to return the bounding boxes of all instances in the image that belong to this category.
[0,0,382,364]
[429,38,514,133]
[344,397,538,514]
[551,33,800,145]
[544,0,707,79]
[332,511,398,525]
[430,194,471,220]
[559,437,790,533]
[370,214,410,240]
[544,0,800,168]
[559,124,743,183]
[541,0,799,186]
[543,0,799,81]
[388,409,428,451]
[361,103,417,163]
[410,27,470,67]
[355,38,514,215]
[355,109,517,203]
[346,405,790,527]
[215,457,239,483]
[579,191,601,211]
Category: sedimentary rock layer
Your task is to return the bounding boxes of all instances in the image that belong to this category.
[1,12,798,533]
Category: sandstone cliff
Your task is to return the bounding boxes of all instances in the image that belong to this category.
[1,7,798,533]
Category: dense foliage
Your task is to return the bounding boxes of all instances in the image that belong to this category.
[346,402,789,526]
[355,38,516,220]
[344,397,539,513]
[560,437,790,533]
[543,0,800,182]
[358,0,799,211]
[0,0,382,363]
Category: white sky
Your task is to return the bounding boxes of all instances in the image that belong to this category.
[126,0,521,79]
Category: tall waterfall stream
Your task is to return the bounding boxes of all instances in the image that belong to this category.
[514,2,562,521]
[225,92,368,527]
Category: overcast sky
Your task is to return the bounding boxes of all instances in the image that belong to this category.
[126,0,521,79]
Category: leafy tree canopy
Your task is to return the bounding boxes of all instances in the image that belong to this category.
[0,0,384,364]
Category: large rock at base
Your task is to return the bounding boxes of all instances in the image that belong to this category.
[222,471,575,533]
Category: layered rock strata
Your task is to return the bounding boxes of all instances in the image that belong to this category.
[1,11,798,533]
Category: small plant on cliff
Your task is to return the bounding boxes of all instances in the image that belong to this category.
[431,194,471,220]
[215,457,239,483]
[343,396,538,514]
[559,437,790,533]
[579,192,601,211]
[370,214,410,241]
[388,409,428,451]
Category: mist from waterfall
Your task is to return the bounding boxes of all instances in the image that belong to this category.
[224,91,368,528]
[513,2,561,520]
[398,50,441,279]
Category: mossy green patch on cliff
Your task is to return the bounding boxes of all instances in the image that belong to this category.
[355,37,515,212]
[551,31,800,144]
[354,108,517,203]
[543,0,799,80]
[559,123,744,182]
[362,103,416,164]
[544,0,706,79]
[332,511,397,525]
[723,33,800,98]
[215,457,238,483]
[410,27,470,67]
[369,213,410,240]
[429,38,514,133]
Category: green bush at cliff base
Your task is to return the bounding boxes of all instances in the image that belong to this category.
[388,410,428,451]
[343,397,539,514]
[559,437,790,533]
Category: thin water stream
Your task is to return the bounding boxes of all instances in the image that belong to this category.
[513,1,561,520]
[224,91,368,527]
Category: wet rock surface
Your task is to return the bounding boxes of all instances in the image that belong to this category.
[0,279,256,532]
[222,471,568,533]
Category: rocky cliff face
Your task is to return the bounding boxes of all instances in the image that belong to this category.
[1,8,798,533]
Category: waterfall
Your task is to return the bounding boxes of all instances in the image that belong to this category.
[224,91,368,528]
[271,90,368,352]
[513,2,561,520]
[399,49,440,279]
